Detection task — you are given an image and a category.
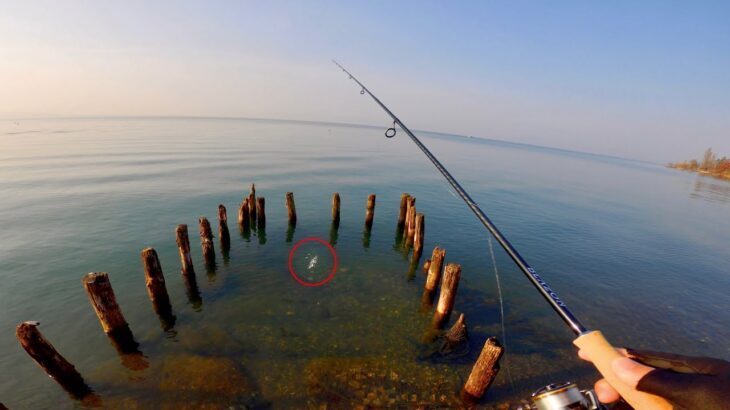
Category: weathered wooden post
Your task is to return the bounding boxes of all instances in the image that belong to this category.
[140,247,174,327]
[413,212,425,255]
[199,217,215,265]
[256,197,266,228]
[201,238,215,266]
[285,192,297,225]
[238,198,250,226]
[82,272,137,351]
[175,224,195,276]
[248,184,257,220]
[405,197,417,245]
[199,216,213,240]
[462,337,504,402]
[433,263,461,327]
[331,192,341,226]
[16,321,92,399]
[364,194,376,229]
[425,246,446,292]
[397,193,410,229]
[218,204,231,250]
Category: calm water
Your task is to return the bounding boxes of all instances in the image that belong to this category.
[1,118,729,409]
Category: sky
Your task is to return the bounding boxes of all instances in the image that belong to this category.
[1,1,729,162]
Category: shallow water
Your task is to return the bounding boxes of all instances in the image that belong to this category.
[1,118,729,409]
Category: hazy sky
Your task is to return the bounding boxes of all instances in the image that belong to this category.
[2,1,729,162]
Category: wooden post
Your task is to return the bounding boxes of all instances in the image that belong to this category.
[82,272,137,351]
[238,198,250,228]
[397,193,410,228]
[413,212,425,254]
[364,194,376,229]
[140,247,174,322]
[433,263,461,327]
[199,216,213,241]
[285,192,297,225]
[199,217,215,265]
[422,259,431,273]
[331,192,341,226]
[256,197,266,228]
[248,184,257,220]
[201,238,215,266]
[218,204,230,250]
[16,321,92,398]
[462,337,504,401]
[425,246,446,292]
[175,224,195,276]
[445,313,468,345]
[405,197,416,244]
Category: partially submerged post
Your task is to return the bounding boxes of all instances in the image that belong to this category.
[413,212,425,255]
[16,321,92,399]
[397,193,410,229]
[238,198,250,228]
[256,197,266,228]
[218,204,231,251]
[201,238,215,266]
[175,224,195,276]
[433,263,461,327]
[248,184,257,220]
[365,194,376,229]
[285,192,297,225]
[462,337,504,402]
[425,247,446,292]
[331,192,341,226]
[199,216,213,241]
[82,272,138,352]
[405,196,417,245]
[199,217,215,266]
[140,247,174,326]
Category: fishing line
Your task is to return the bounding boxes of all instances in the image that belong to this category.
[488,236,515,392]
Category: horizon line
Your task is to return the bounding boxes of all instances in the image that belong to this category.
[1,114,657,165]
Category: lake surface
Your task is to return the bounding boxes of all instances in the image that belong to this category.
[1,118,729,409]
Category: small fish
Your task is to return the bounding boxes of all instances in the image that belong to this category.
[308,255,318,270]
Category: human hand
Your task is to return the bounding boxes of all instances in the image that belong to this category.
[578,347,730,409]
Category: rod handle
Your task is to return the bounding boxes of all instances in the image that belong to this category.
[573,330,672,409]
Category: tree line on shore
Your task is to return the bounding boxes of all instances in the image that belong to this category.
[668,148,730,180]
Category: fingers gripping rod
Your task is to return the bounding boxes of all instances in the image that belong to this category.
[334,61,672,409]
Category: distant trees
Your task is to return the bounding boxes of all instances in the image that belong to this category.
[669,148,730,180]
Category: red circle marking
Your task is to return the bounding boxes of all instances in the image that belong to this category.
[288,237,338,287]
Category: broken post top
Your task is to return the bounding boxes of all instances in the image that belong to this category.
[198,217,213,239]
[82,272,129,334]
[218,204,227,223]
[285,192,297,224]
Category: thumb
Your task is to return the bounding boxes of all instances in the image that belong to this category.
[612,356,655,388]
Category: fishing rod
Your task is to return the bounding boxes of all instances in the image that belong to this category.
[333,60,671,410]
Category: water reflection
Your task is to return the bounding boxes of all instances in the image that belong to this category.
[286,222,296,243]
[257,224,267,245]
[107,326,149,371]
[182,273,203,311]
[329,222,338,246]
[362,226,372,248]
[691,178,730,204]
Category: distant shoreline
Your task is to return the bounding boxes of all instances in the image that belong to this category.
[668,148,730,181]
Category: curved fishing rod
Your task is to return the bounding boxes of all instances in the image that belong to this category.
[333,61,673,410]
[333,60,586,335]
